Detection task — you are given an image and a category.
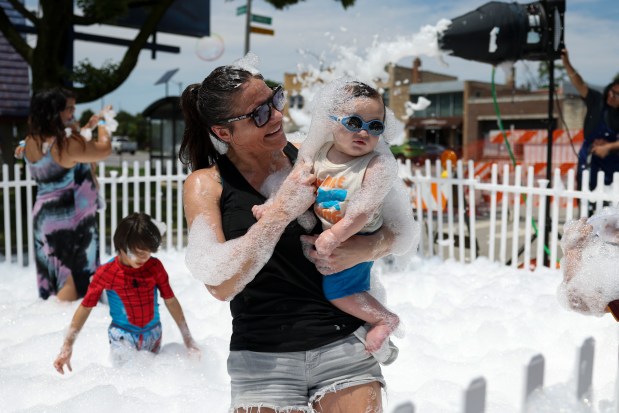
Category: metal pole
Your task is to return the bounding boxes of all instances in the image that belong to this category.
[544,59,555,266]
[244,0,252,55]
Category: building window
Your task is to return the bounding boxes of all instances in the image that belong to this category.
[438,94,452,117]
[411,92,464,117]
[453,92,463,116]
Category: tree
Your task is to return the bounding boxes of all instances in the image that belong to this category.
[78,108,95,127]
[0,0,175,103]
[537,60,567,89]
[0,0,355,104]
[114,110,148,149]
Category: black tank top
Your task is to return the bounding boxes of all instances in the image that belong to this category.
[216,142,363,352]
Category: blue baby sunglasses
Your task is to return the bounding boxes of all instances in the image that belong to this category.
[329,115,385,136]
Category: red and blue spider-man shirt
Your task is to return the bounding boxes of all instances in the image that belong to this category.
[81,256,175,333]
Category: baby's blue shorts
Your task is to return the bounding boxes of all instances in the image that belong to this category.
[323,261,373,300]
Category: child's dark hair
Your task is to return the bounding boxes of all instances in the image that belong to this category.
[113,212,162,254]
[341,81,386,121]
[344,81,381,100]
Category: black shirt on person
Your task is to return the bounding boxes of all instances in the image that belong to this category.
[216,142,363,352]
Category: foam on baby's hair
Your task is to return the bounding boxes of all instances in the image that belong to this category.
[298,77,399,163]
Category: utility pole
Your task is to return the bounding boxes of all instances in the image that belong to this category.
[244,0,252,55]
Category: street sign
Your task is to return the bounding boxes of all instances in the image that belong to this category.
[250,26,274,36]
[236,5,247,15]
[251,14,272,25]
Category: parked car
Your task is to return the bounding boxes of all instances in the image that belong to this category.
[391,140,447,165]
[111,136,137,155]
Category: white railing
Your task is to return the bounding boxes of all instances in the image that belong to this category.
[2,158,619,269]
[398,158,619,269]
[1,160,188,266]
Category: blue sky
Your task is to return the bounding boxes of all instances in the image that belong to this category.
[61,0,619,115]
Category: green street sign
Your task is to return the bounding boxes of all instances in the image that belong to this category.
[251,14,272,25]
[236,5,247,15]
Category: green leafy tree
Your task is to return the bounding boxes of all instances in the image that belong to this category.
[0,0,355,104]
[109,110,147,149]
[78,108,95,126]
[0,0,176,103]
[115,110,134,136]
[537,60,567,89]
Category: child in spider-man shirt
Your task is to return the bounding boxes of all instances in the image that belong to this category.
[53,212,200,373]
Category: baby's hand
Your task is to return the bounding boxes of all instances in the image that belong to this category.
[315,229,341,256]
[252,202,269,221]
[272,161,316,222]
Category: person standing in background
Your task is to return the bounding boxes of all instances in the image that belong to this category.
[562,49,619,194]
[24,87,112,301]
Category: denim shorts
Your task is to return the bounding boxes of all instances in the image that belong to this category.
[227,326,385,412]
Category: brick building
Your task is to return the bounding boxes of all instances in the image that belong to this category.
[282,57,592,170]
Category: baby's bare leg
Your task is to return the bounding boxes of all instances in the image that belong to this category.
[331,292,399,352]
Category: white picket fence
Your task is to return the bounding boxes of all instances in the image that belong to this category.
[2,157,619,267]
[1,159,188,266]
[390,337,604,413]
[398,158,619,269]
[392,158,619,412]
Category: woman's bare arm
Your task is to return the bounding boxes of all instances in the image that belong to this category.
[184,162,316,301]
[58,123,112,167]
[561,49,589,99]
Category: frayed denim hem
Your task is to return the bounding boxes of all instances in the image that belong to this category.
[310,378,386,411]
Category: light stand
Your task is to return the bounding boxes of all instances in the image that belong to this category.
[438,0,565,267]
[544,58,554,266]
